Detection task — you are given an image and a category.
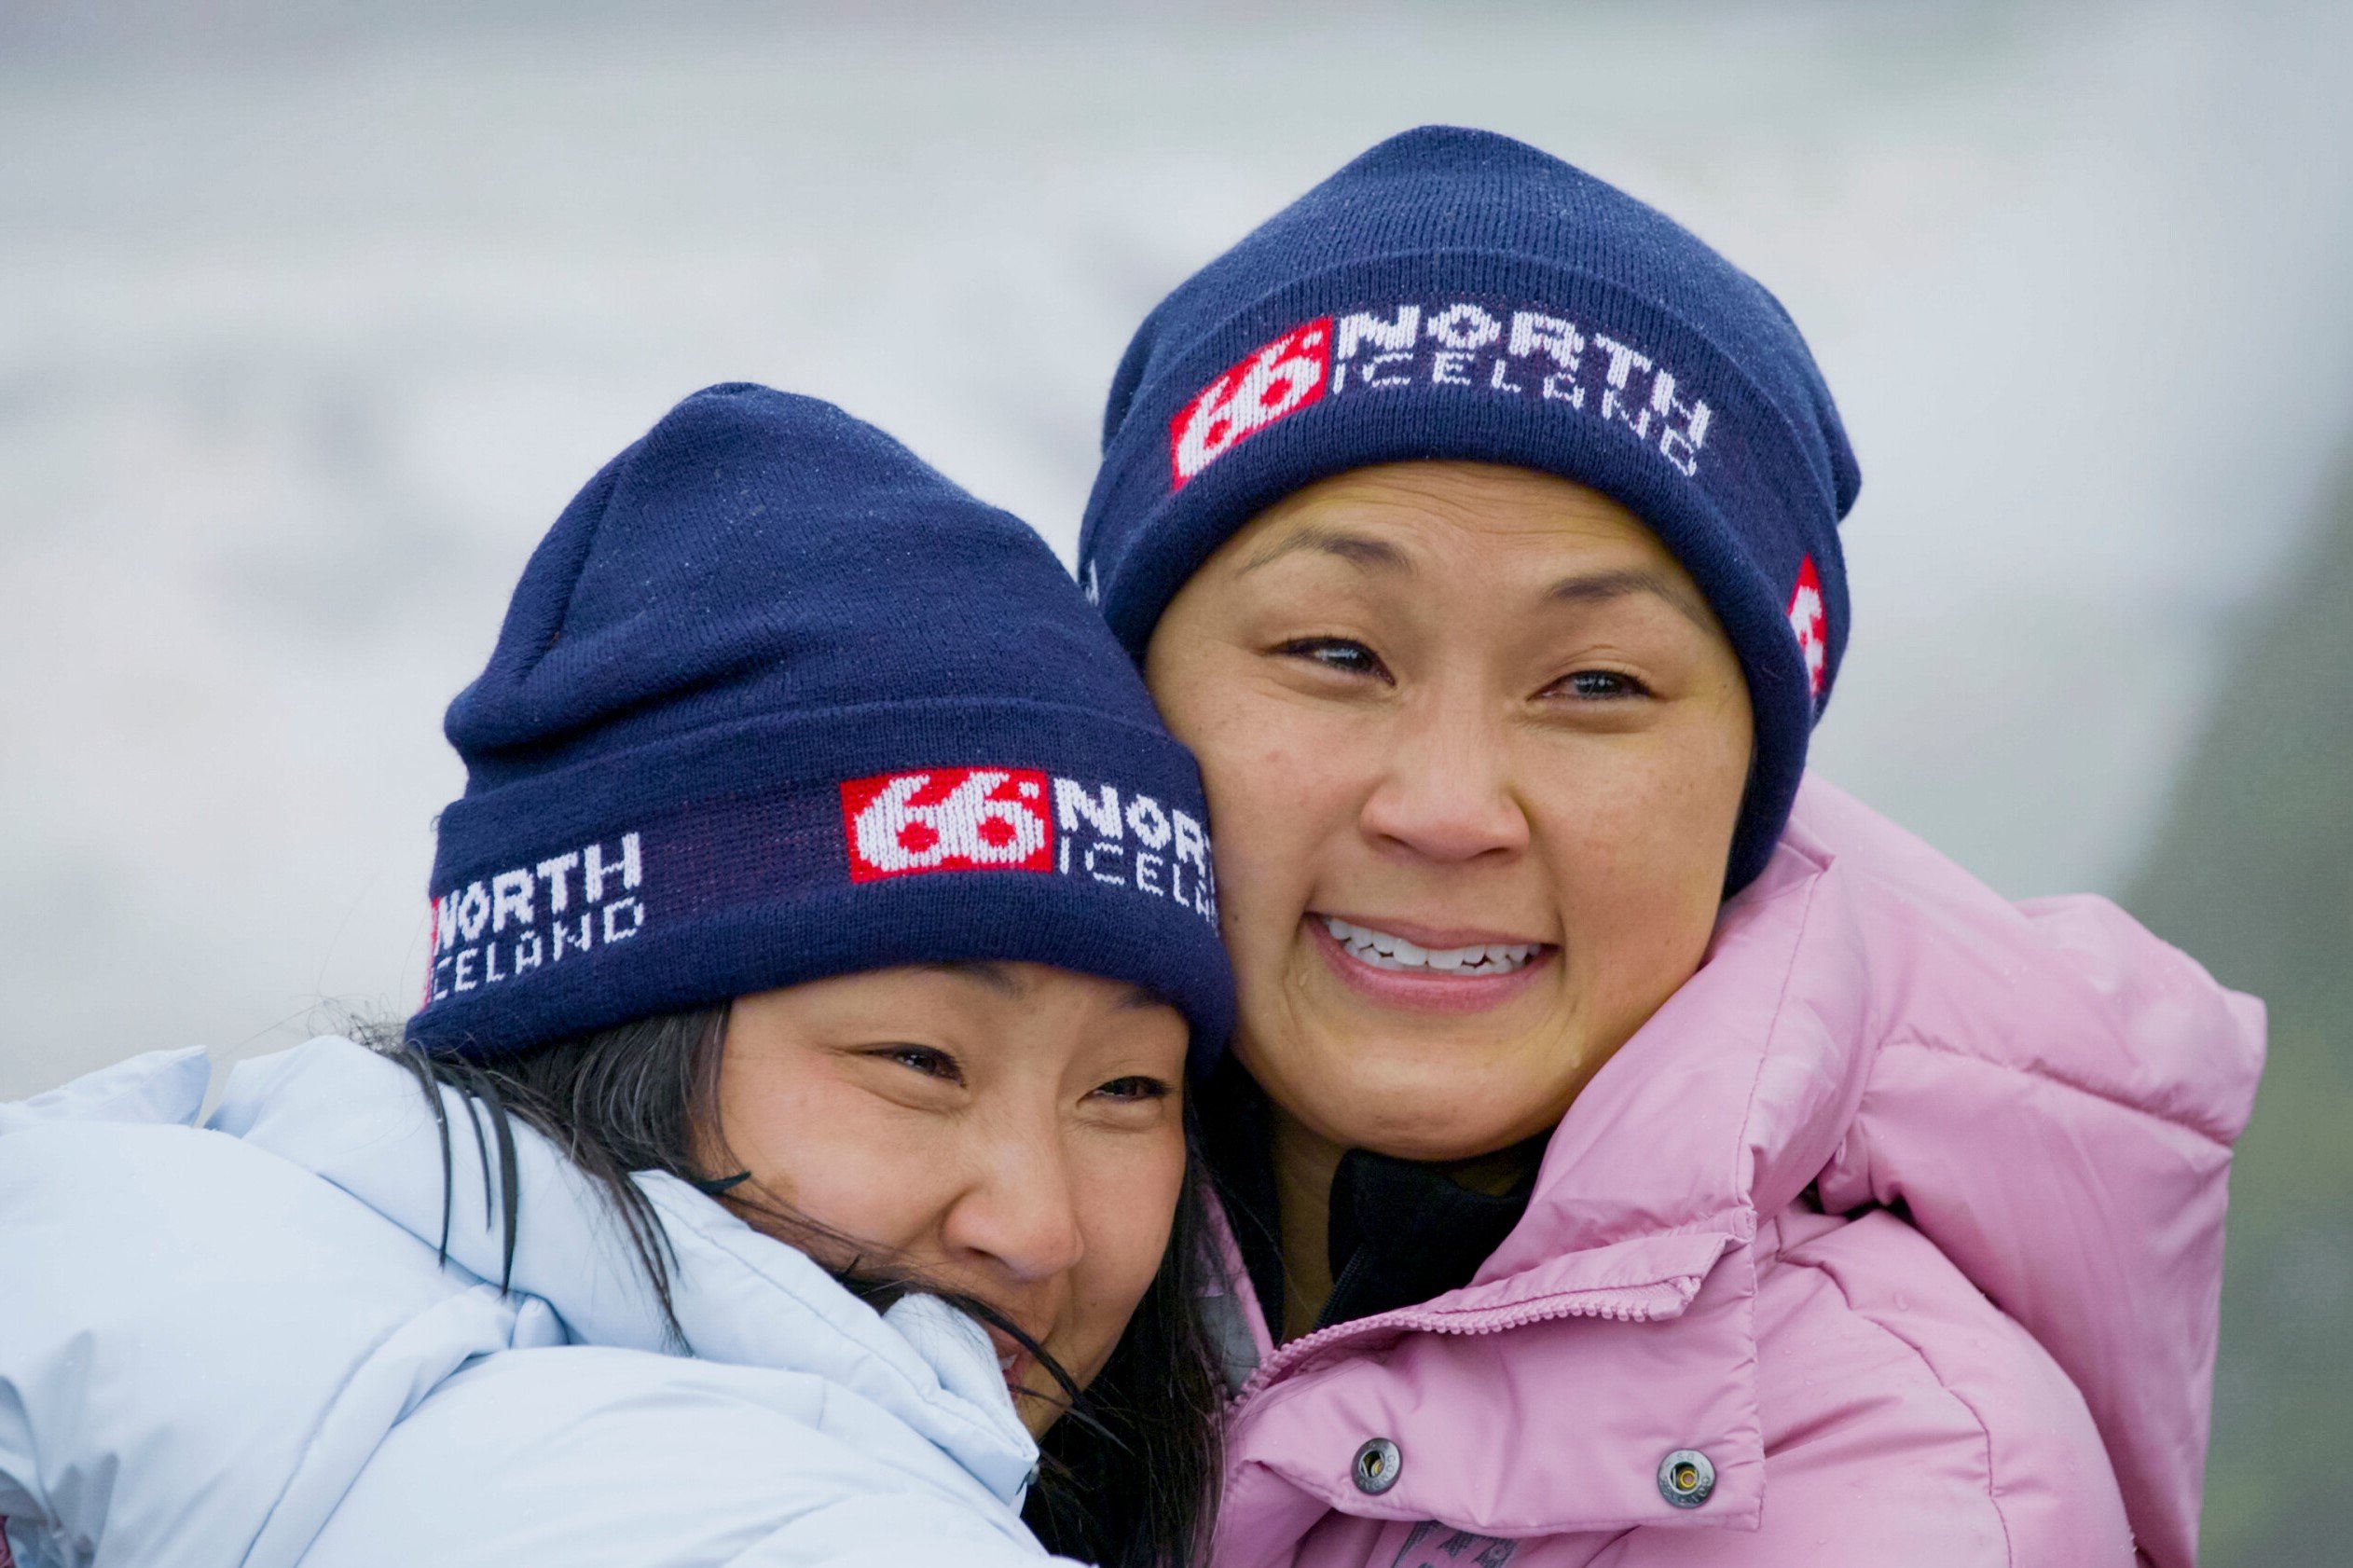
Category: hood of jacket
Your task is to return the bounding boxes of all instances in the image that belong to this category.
[1214,777,2262,1568]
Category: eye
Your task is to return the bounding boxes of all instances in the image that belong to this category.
[1091,1075,1173,1104]
[1550,668,1653,701]
[1273,636,1393,682]
[867,1044,964,1084]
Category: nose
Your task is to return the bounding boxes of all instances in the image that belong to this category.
[939,1129,1087,1285]
[1357,687,1530,863]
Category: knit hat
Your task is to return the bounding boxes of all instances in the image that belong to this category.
[1078,126,1860,892]
[408,384,1233,1065]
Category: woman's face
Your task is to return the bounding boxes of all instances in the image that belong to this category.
[710,962,1190,1438]
[1145,461,1752,1162]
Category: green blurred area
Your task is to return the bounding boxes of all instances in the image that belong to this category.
[2122,460,2353,1568]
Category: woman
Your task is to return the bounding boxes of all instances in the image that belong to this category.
[1078,128,2264,1567]
[0,386,1232,1567]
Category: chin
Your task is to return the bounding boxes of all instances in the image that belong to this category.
[1269,1041,1582,1162]
[1346,1105,1554,1162]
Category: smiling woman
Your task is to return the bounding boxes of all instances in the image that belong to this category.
[711,961,1192,1432]
[1082,126,2264,1568]
[0,385,1235,1568]
[1150,463,1752,1171]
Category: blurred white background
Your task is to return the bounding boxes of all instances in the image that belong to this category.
[8,6,2353,1562]
[5,0,2349,1093]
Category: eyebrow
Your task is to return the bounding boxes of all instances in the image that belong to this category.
[920,962,1168,1014]
[1120,984,1176,1013]
[1237,525,1713,634]
[917,960,1025,996]
[1238,525,1410,576]
[1547,568,1716,635]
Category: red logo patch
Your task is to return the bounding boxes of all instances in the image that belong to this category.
[1168,317,1332,488]
[840,768,1054,883]
[1786,554,1828,701]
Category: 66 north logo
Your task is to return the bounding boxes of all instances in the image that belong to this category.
[842,768,1053,882]
[1165,301,1718,491]
[1168,317,1331,488]
[838,765,1219,925]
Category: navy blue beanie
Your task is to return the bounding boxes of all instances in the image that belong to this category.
[408,384,1232,1065]
[1078,126,1860,892]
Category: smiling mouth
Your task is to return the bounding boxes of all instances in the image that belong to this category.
[985,1327,1037,1390]
[1318,915,1547,976]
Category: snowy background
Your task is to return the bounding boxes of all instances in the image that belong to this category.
[7,2,2351,1561]
[12,0,2349,1098]
[5,0,2346,1091]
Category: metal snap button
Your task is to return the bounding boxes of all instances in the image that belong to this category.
[1352,1437,1403,1495]
[1658,1449,1715,1508]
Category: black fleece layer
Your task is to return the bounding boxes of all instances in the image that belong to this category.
[1198,1056,1541,1338]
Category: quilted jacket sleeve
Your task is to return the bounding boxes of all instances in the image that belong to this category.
[1817,886,2264,1568]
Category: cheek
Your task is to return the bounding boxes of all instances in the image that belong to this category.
[1059,1135,1187,1377]
[1183,689,1365,964]
[720,1070,939,1254]
[1565,750,1738,873]
[1149,635,1338,978]
[1541,720,1749,996]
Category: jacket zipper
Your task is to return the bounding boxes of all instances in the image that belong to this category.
[1230,1284,1679,1411]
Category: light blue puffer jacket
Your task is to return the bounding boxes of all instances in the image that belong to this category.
[0,1038,1067,1568]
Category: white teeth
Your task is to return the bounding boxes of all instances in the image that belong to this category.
[1321,917,1541,975]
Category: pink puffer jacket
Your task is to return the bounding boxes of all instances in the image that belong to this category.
[1204,778,2263,1568]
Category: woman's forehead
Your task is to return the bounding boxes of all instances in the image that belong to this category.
[1243,461,1663,554]
[1222,461,1706,606]
[742,960,1175,1025]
